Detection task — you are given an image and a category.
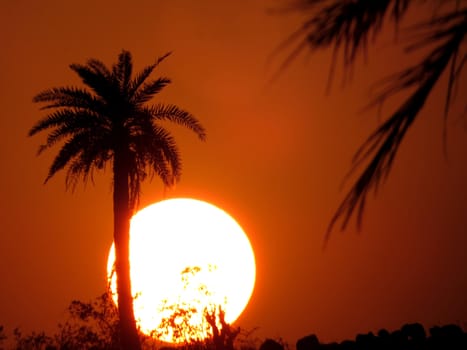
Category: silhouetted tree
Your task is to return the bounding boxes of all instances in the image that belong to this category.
[259,339,284,350]
[355,332,377,350]
[296,334,320,350]
[401,322,426,344]
[275,0,467,237]
[54,292,120,349]
[0,326,6,348]
[153,265,241,348]
[205,307,241,350]
[28,50,206,350]
[12,328,54,350]
[293,323,466,350]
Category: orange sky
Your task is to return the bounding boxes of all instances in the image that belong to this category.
[0,0,466,345]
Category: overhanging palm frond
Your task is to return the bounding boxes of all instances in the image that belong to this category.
[404,8,467,120]
[326,8,467,238]
[275,0,412,86]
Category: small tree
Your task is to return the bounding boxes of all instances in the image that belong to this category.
[54,292,120,349]
[151,265,240,350]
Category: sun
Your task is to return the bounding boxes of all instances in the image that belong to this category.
[107,198,256,343]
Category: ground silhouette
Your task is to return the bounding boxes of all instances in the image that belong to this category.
[293,322,466,350]
[2,316,465,350]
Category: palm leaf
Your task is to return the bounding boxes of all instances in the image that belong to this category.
[45,131,94,183]
[147,126,181,186]
[33,87,104,112]
[70,63,117,102]
[87,59,112,80]
[65,141,111,190]
[113,50,133,91]
[128,52,172,98]
[132,77,171,105]
[146,104,207,140]
[43,113,109,154]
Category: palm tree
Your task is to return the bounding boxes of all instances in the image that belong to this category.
[28,50,206,350]
[274,0,467,239]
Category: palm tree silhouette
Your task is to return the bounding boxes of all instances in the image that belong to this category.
[276,0,467,239]
[28,50,206,350]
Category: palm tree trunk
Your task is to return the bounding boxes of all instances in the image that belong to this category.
[113,149,142,350]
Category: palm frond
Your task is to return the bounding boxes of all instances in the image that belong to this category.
[65,137,112,190]
[146,104,207,141]
[69,63,117,102]
[113,50,133,92]
[29,110,71,137]
[86,59,112,80]
[41,112,109,154]
[131,77,171,105]
[127,124,181,207]
[145,126,181,186]
[45,132,94,184]
[28,108,109,143]
[29,109,99,139]
[32,87,104,112]
[326,8,467,238]
[128,52,172,98]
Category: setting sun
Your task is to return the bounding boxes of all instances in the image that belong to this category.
[107,198,256,343]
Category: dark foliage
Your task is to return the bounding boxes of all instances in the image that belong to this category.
[0,293,257,350]
[2,316,464,350]
[296,323,467,350]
